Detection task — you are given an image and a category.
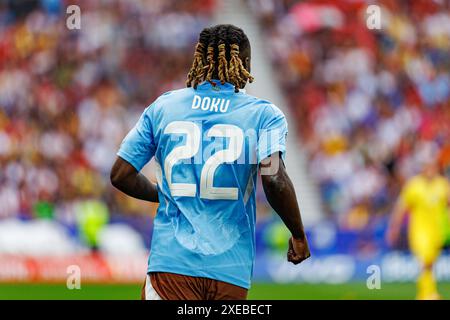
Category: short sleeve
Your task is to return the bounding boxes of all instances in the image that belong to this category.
[117,107,156,172]
[257,104,288,164]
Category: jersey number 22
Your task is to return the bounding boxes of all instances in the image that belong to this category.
[163,121,243,200]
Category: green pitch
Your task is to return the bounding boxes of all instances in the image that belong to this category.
[1,282,450,300]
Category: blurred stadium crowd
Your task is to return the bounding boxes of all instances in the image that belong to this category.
[250,0,450,229]
[0,0,215,253]
[0,1,214,213]
[0,0,449,257]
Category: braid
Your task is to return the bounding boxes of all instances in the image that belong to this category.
[228,44,245,92]
[205,45,214,81]
[216,26,229,84]
[217,43,229,84]
[186,29,210,89]
[195,44,209,85]
[185,42,205,88]
[227,26,254,92]
[205,33,216,82]
[186,24,254,92]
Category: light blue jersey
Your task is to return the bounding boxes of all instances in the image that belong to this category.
[117,80,288,289]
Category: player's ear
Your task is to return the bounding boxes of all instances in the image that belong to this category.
[240,44,251,73]
[244,56,251,73]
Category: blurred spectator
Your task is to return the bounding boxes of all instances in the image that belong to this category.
[0,0,214,230]
[76,199,109,251]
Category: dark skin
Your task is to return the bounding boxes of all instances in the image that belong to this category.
[110,157,159,203]
[111,40,310,265]
[260,152,310,265]
[241,46,251,87]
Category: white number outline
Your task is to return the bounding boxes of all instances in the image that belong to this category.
[163,121,244,200]
[164,121,200,197]
[200,124,243,200]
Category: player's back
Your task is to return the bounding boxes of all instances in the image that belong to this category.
[118,80,288,289]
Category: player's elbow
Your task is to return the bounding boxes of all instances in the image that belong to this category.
[262,171,288,196]
[110,157,138,190]
[110,161,127,189]
[110,168,122,188]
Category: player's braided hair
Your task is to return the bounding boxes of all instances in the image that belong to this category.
[186,24,254,93]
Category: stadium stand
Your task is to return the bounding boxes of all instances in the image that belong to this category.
[0,0,215,255]
[249,0,450,230]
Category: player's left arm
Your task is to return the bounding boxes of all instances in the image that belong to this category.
[261,153,310,265]
[386,198,407,246]
[110,157,159,203]
[258,103,309,265]
[386,182,411,246]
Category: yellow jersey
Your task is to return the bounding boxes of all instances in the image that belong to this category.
[400,175,450,263]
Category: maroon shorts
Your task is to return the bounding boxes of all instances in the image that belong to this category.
[141,272,248,300]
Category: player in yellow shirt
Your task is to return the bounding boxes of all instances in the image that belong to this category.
[387,159,450,300]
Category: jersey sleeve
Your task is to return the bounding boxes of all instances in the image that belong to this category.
[257,103,288,164]
[117,106,156,172]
